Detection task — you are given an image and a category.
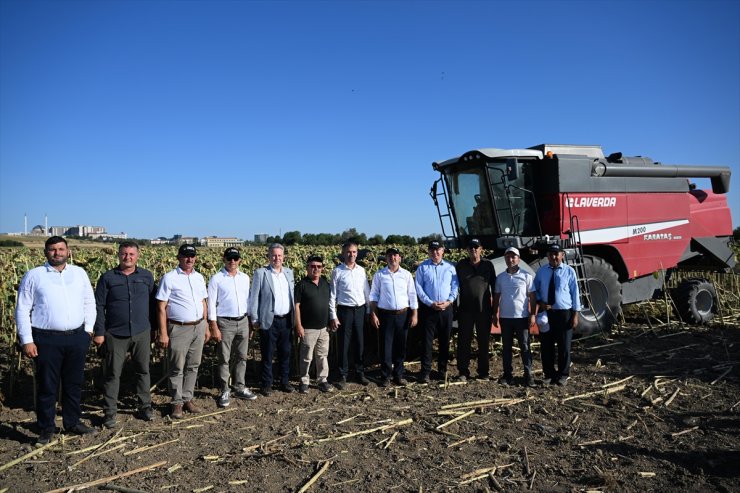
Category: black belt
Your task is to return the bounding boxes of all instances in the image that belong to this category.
[274,314,289,319]
[338,304,365,309]
[378,308,408,315]
[219,314,247,321]
[167,318,203,326]
[32,325,84,336]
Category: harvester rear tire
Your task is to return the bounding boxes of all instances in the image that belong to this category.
[672,278,717,325]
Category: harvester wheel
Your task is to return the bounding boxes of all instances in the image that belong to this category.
[672,278,717,325]
[578,256,621,335]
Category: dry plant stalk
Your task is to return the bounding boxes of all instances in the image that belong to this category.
[0,439,59,473]
[561,384,627,402]
[311,418,413,444]
[297,460,331,493]
[45,460,167,493]
[123,438,179,456]
[436,410,475,430]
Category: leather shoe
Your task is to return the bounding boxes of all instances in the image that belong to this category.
[379,378,391,388]
[393,377,408,386]
[67,422,96,435]
[137,407,155,421]
[355,374,370,386]
[35,430,54,446]
[334,378,347,391]
[418,374,431,384]
[280,383,295,394]
[102,415,117,429]
[260,387,273,397]
[525,374,536,387]
[184,400,201,413]
[171,403,184,419]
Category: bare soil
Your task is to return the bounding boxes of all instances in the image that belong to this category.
[1,323,738,493]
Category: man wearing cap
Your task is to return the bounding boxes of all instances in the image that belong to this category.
[157,244,209,418]
[249,243,295,395]
[295,255,333,394]
[369,248,418,386]
[208,247,257,408]
[492,246,537,387]
[533,244,581,386]
[16,236,97,445]
[455,238,495,381]
[329,240,371,389]
[94,241,156,428]
[415,240,459,383]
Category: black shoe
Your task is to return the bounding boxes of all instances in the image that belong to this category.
[498,375,514,386]
[298,383,309,394]
[356,374,370,386]
[456,374,468,382]
[137,407,155,421]
[525,374,536,387]
[260,387,273,397]
[35,430,54,447]
[393,377,408,386]
[556,376,568,386]
[546,377,559,386]
[379,378,391,388]
[280,383,295,394]
[67,422,96,435]
[318,381,333,393]
[102,415,117,429]
[335,377,347,391]
[418,373,431,384]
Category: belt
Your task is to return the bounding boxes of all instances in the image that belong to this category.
[219,314,247,321]
[167,318,203,326]
[274,314,290,319]
[548,308,573,312]
[338,304,365,309]
[378,308,408,315]
[32,325,84,336]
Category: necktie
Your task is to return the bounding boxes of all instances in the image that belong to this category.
[547,268,556,306]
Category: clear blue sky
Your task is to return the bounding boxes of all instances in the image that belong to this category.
[1,0,738,240]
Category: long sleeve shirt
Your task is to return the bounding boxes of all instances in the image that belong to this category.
[94,266,155,337]
[207,268,250,320]
[329,263,371,320]
[369,267,418,311]
[156,267,208,322]
[16,263,96,345]
[414,259,459,307]
[533,263,582,311]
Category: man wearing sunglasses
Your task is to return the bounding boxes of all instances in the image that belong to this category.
[156,243,209,419]
[208,247,257,408]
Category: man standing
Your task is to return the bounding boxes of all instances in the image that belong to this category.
[94,241,156,428]
[533,244,581,386]
[16,236,97,445]
[369,248,418,387]
[295,255,333,394]
[455,238,495,381]
[415,240,458,384]
[157,244,209,418]
[329,240,371,389]
[208,247,257,408]
[249,243,295,395]
[492,247,537,387]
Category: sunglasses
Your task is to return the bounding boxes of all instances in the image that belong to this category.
[309,264,323,269]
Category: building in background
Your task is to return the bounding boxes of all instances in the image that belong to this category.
[254,233,268,244]
[203,237,242,248]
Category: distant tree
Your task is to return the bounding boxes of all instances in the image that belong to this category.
[367,234,385,246]
[340,228,367,245]
[734,226,740,241]
[417,233,443,245]
[0,239,23,247]
[282,230,302,246]
[385,234,416,246]
[265,235,282,245]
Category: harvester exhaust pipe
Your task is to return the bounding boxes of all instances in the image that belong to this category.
[591,161,731,194]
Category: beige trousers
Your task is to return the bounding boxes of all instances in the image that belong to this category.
[299,328,330,385]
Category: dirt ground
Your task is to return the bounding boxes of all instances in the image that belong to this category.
[0,322,738,493]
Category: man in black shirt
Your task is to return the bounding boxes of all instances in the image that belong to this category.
[454,238,494,380]
[94,241,156,428]
[295,255,332,393]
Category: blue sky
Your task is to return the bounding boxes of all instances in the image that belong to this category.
[1,0,738,240]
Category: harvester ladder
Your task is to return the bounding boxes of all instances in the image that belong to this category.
[567,215,598,330]
[430,178,457,241]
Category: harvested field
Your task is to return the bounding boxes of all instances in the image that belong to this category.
[1,321,738,492]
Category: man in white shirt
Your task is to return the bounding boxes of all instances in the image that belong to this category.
[249,243,295,396]
[16,236,97,445]
[157,244,209,419]
[369,248,418,387]
[329,240,371,389]
[208,247,257,408]
[492,247,537,387]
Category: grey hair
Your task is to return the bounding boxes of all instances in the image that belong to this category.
[268,243,285,254]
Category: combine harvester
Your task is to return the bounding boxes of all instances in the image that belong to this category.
[430,144,735,334]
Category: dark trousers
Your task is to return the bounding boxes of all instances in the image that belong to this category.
[540,309,574,379]
[420,304,453,376]
[103,330,151,416]
[456,311,491,378]
[379,311,409,379]
[259,316,292,388]
[336,305,365,378]
[32,326,90,432]
[500,317,532,378]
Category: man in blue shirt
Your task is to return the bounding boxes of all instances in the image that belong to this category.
[415,240,459,383]
[533,244,581,386]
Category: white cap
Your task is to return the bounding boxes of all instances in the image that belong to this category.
[504,246,520,256]
[536,312,549,333]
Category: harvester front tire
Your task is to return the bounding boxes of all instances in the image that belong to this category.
[578,256,621,336]
[673,278,717,325]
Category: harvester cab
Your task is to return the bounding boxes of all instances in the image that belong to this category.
[431,144,735,334]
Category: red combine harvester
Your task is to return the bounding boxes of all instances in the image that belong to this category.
[430,144,735,334]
